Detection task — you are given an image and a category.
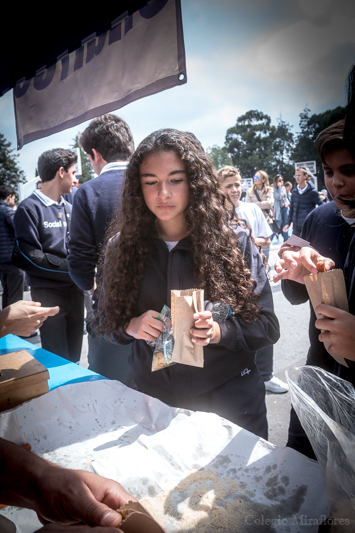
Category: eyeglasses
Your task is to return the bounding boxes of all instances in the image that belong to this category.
[253,175,261,180]
[277,179,283,182]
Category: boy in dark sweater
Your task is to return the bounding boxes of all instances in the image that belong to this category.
[13,148,84,362]
[274,119,355,458]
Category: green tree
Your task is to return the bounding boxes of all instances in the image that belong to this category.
[0,133,26,188]
[205,145,232,169]
[270,116,295,180]
[71,134,93,184]
[224,110,275,179]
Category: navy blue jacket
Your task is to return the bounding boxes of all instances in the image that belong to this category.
[286,182,323,229]
[0,200,16,263]
[68,168,125,291]
[13,192,73,287]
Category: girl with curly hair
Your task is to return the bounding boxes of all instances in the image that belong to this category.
[95,129,279,439]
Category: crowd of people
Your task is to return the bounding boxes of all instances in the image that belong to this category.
[1,98,355,530]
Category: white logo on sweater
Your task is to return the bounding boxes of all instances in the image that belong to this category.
[43,221,67,228]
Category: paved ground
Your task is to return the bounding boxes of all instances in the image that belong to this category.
[23,238,311,448]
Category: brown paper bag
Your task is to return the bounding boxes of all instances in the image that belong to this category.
[118,501,167,533]
[304,269,349,367]
[171,288,204,367]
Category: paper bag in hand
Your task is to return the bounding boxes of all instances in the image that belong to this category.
[304,267,349,367]
[171,289,204,367]
[118,501,167,533]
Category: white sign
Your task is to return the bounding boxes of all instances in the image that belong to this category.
[14,0,186,149]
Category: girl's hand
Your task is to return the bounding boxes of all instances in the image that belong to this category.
[315,304,355,360]
[126,311,163,342]
[190,311,221,346]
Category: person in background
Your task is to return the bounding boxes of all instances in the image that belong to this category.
[68,114,135,386]
[245,170,274,260]
[0,185,24,309]
[273,174,289,242]
[283,167,323,237]
[13,149,84,363]
[217,166,288,395]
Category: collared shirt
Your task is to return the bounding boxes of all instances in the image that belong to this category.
[33,189,66,206]
[100,161,128,175]
[297,182,309,195]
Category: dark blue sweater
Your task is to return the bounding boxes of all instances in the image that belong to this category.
[0,200,16,263]
[13,192,73,287]
[68,168,125,291]
[286,182,323,229]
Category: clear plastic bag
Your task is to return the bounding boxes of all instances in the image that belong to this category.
[149,305,175,372]
[286,365,355,526]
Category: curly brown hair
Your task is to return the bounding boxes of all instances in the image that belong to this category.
[96,129,261,341]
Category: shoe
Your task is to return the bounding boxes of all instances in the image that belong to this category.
[264,376,289,394]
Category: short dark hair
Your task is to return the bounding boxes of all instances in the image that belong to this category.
[315,119,346,164]
[37,149,77,183]
[79,114,134,162]
[0,185,16,201]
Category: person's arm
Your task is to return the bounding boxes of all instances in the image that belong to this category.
[68,187,99,291]
[0,301,59,337]
[126,310,164,341]
[13,206,72,282]
[0,438,135,529]
[255,236,271,247]
[216,230,280,354]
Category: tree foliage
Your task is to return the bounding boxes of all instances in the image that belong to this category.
[205,145,232,169]
[71,134,93,184]
[0,133,26,189]
[219,105,346,188]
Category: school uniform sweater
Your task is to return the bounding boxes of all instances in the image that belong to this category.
[13,191,73,287]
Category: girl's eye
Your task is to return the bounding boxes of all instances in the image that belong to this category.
[171,179,183,184]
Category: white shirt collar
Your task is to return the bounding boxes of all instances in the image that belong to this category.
[33,189,66,206]
[100,161,128,175]
[341,212,355,226]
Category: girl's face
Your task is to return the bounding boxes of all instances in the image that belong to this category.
[222,175,242,206]
[140,150,190,225]
[323,148,355,213]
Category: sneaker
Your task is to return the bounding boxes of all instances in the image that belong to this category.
[264,376,289,394]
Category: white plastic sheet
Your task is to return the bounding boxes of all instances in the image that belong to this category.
[0,379,328,532]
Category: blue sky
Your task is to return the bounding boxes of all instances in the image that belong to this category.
[1,0,355,181]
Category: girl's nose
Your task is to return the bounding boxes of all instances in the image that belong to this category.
[158,182,171,198]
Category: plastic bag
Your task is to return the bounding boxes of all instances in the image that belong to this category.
[286,366,355,526]
[149,305,175,372]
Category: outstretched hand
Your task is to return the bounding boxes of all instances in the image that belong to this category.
[273,246,335,284]
[33,466,135,528]
[0,300,59,338]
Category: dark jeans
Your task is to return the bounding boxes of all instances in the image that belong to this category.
[255,345,273,382]
[286,406,317,460]
[87,328,135,387]
[0,262,24,309]
[31,284,84,363]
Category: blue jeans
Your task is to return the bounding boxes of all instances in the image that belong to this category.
[276,206,289,241]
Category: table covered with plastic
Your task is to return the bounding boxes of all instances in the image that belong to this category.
[0,368,329,532]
